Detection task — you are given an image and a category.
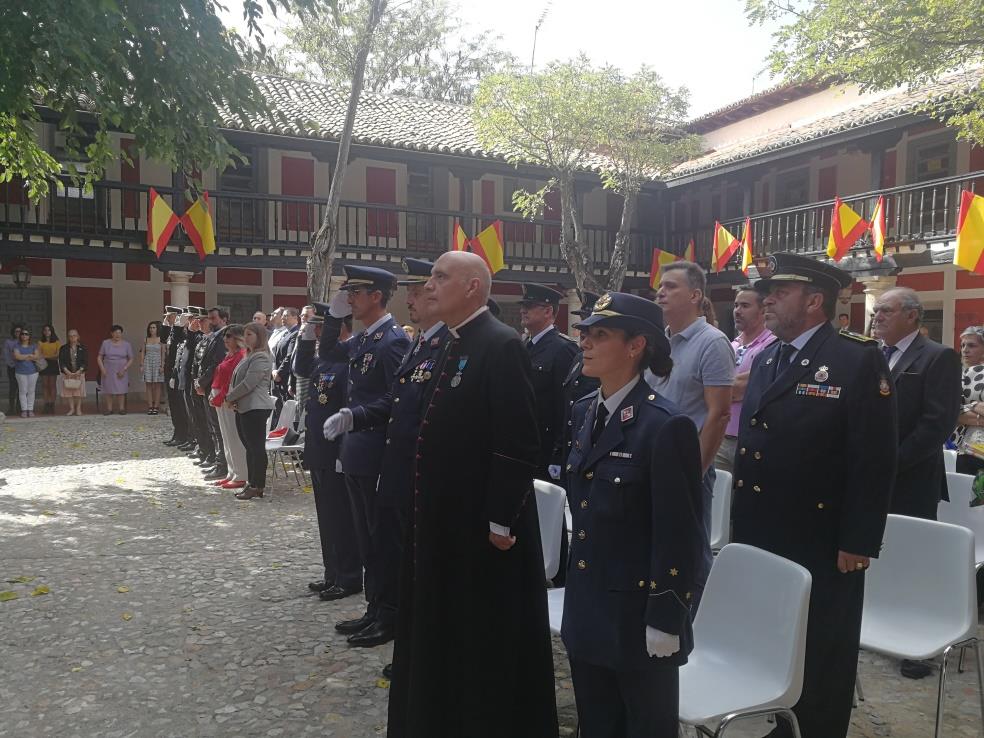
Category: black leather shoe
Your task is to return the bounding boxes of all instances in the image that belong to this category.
[333,612,373,633]
[382,663,393,679]
[163,437,177,446]
[308,580,335,593]
[320,585,363,603]
[178,442,195,451]
[203,469,227,481]
[194,457,212,467]
[901,659,932,679]
[347,621,395,648]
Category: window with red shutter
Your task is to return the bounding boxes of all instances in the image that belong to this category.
[120,139,140,220]
[366,166,398,238]
[281,156,314,231]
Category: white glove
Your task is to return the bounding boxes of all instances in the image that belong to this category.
[301,322,317,340]
[323,407,354,440]
[329,290,352,318]
[547,465,561,481]
[646,627,680,658]
[176,315,187,327]
[168,378,175,389]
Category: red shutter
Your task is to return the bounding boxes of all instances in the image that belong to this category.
[366,166,398,238]
[281,157,314,231]
[818,166,838,200]
[969,146,984,194]
[543,187,561,244]
[1,175,28,205]
[881,150,898,188]
[481,180,495,229]
[121,138,140,220]
[66,286,114,381]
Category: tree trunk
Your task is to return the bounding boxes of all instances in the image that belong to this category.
[308,0,388,302]
[606,190,637,292]
[557,173,600,294]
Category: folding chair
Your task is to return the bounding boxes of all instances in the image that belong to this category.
[710,469,733,551]
[534,480,567,582]
[859,514,984,737]
[265,399,297,474]
[679,544,812,737]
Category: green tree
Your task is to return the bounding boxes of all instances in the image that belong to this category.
[747,0,984,142]
[0,0,315,200]
[284,0,517,103]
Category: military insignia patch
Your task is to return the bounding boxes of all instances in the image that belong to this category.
[879,377,891,396]
[795,383,842,399]
[430,337,441,347]
[374,331,384,341]
[620,406,634,423]
[318,393,328,405]
[594,293,612,311]
[814,366,829,383]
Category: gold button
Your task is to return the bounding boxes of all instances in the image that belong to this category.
[762,422,769,429]
[753,485,761,492]
[394,397,400,403]
[577,560,586,570]
[585,471,594,480]
[638,580,645,588]
[739,447,746,455]
[750,418,757,426]
[578,530,586,540]
[566,464,572,472]
[754,451,761,459]
[648,394,655,400]
[614,477,621,484]
[580,500,588,509]
[817,502,824,509]
[400,378,406,384]
[737,480,744,488]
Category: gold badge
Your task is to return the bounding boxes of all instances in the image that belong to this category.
[318,393,328,405]
[594,293,612,311]
[879,377,891,397]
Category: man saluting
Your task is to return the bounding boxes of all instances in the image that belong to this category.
[387,250,558,738]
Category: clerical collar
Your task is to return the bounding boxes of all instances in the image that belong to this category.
[449,306,489,338]
[422,322,445,341]
[363,313,393,337]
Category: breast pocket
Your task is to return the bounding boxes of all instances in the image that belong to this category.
[531,357,555,392]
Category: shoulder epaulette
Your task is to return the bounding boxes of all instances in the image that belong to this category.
[558,332,578,343]
[573,390,598,407]
[839,329,877,344]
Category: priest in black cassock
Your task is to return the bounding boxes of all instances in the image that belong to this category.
[386,251,558,738]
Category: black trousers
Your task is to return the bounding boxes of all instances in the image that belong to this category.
[371,503,406,627]
[166,383,188,442]
[311,467,363,591]
[235,408,271,488]
[772,567,865,738]
[569,659,679,738]
[187,390,213,458]
[205,402,225,470]
[6,366,19,412]
[346,473,380,619]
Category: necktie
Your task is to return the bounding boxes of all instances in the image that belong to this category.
[525,338,534,351]
[882,344,898,364]
[775,343,795,379]
[591,403,609,445]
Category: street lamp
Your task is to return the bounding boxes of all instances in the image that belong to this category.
[11,262,31,289]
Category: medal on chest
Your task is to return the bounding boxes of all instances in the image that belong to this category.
[411,359,435,383]
[359,352,374,374]
[317,372,336,403]
[450,356,469,388]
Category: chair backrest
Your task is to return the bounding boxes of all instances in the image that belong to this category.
[710,469,733,550]
[943,449,957,474]
[863,514,977,644]
[693,544,812,706]
[534,480,566,581]
[939,472,984,566]
[276,400,297,431]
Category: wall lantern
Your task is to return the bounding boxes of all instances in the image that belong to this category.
[12,262,32,289]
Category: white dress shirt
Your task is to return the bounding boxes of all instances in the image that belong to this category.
[885,330,919,370]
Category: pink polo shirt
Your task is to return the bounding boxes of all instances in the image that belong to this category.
[725,328,776,436]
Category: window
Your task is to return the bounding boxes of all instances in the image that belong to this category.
[908,133,955,184]
[366,166,398,238]
[775,168,810,208]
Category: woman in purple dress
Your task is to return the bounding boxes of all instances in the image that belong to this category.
[97,324,134,415]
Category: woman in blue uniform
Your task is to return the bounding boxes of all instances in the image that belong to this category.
[562,291,704,737]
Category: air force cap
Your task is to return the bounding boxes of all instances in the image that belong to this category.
[574,292,670,356]
[519,283,565,306]
[397,258,434,286]
[341,264,397,292]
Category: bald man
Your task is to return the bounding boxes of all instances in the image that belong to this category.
[387,251,558,737]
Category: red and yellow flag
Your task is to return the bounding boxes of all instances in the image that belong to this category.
[470,220,506,274]
[683,238,695,263]
[649,248,679,288]
[740,217,753,275]
[826,197,868,262]
[870,196,886,262]
[452,221,469,252]
[147,187,180,258]
[712,221,740,272]
[955,190,984,275]
[181,192,216,261]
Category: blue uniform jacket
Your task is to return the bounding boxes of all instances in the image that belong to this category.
[295,336,349,471]
[350,325,451,508]
[562,378,703,670]
[320,314,410,477]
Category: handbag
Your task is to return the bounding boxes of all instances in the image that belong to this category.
[34,356,48,371]
[63,377,82,390]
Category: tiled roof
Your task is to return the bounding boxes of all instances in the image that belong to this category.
[670,70,984,178]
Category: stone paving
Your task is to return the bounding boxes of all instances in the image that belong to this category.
[0,413,981,737]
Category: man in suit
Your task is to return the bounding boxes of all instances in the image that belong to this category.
[734,252,897,738]
[872,286,961,680]
[197,306,230,482]
[324,257,450,659]
[387,250,557,738]
[162,306,188,447]
[319,265,410,646]
[271,307,299,419]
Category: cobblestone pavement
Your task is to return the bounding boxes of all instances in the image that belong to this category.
[0,414,981,737]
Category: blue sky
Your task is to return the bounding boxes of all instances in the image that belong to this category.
[222,0,782,117]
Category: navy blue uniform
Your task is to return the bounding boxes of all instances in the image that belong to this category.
[734,323,897,738]
[164,324,188,443]
[563,378,703,736]
[527,327,579,476]
[349,324,450,627]
[295,335,362,591]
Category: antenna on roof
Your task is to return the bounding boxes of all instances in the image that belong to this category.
[531,2,553,71]
[751,64,771,95]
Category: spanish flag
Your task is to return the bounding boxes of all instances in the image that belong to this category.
[650,248,678,288]
[740,217,753,275]
[712,221,740,273]
[470,220,506,274]
[683,238,695,263]
[452,221,469,252]
[826,197,868,262]
[147,188,180,258]
[954,190,984,275]
[870,196,886,262]
[182,192,216,261]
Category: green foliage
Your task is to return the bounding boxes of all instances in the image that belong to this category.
[0,0,317,201]
[746,0,984,143]
[284,0,517,103]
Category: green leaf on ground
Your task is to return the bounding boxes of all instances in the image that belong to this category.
[130,451,140,458]
[208,510,219,515]
[121,612,133,621]
[376,678,390,689]
[31,585,49,596]
[6,576,34,583]
[40,510,56,516]
[0,591,19,602]
[116,585,129,593]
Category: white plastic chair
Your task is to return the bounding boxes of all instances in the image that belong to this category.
[710,469,733,551]
[265,399,297,454]
[547,587,564,635]
[937,472,984,572]
[859,514,984,737]
[943,449,957,474]
[679,543,812,738]
[534,480,567,582]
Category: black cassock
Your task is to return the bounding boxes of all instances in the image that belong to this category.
[387,308,559,738]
